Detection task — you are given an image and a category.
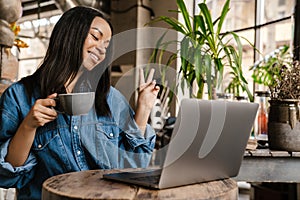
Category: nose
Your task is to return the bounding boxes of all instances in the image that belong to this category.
[95,42,107,54]
[96,40,109,54]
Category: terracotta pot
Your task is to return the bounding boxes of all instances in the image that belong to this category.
[268,99,300,151]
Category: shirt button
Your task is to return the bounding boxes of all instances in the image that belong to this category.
[109,133,114,137]
[77,151,81,155]
[38,144,42,148]
[74,126,78,130]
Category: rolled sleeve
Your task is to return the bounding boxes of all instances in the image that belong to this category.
[0,139,37,175]
[119,125,156,168]
[0,139,37,188]
[108,87,156,151]
[124,124,156,151]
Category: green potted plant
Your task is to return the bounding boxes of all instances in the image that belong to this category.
[251,45,300,151]
[148,0,253,101]
[250,44,292,98]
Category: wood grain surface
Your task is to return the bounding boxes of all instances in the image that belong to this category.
[42,169,238,200]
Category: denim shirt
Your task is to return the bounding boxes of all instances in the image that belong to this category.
[0,82,156,200]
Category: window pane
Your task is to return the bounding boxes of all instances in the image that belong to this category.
[257,19,293,59]
[18,16,59,79]
[195,0,255,32]
[261,0,294,24]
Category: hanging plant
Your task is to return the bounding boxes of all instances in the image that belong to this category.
[10,22,29,51]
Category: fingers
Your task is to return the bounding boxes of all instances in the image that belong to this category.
[139,68,145,85]
[146,68,155,84]
[28,97,58,128]
[139,68,158,93]
[47,93,57,99]
[38,98,56,108]
[143,80,160,95]
[139,68,156,86]
[35,99,57,116]
[26,94,61,128]
[39,111,57,121]
[153,83,160,95]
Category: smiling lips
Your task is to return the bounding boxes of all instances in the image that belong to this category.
[89,52,100,62]
[89,51,105,63]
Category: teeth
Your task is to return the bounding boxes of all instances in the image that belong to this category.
[90,52,99,61]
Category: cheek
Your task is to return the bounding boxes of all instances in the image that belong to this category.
[82,51,89,61]
[98,54,106,62]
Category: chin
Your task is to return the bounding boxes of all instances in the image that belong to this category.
[83,57,105,71]
[82,62,97,71]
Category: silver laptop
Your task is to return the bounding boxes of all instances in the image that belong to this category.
[103,98,259,189]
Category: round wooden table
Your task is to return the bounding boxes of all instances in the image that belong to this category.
[42,169,238,200]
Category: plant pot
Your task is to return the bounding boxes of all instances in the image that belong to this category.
[268,99,300,151]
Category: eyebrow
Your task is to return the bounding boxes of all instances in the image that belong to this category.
[91,27,103,36]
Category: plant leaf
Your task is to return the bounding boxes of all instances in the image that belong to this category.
[157,16,188,34]
[217,0,230,35]
[177,0,193,33]
[198,3,214,35]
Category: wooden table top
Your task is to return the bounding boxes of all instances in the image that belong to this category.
[42,168,238,200]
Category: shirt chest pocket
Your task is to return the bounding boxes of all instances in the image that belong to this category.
[95,122,120,142]
[32,126,71,172]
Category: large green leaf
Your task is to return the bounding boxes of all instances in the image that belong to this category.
[193,15,203,35]
[217,0,230,35]
[177,0,193,33]
[194,45,203,85]
[214,58,223,87]
[157,16,187,34]
[149,31,168,63]
[180,36,190,71]
[198,3,214,35]
[230,32,243,66]
[204,55,212,97]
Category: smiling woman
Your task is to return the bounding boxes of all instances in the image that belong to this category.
[0,6,159,200]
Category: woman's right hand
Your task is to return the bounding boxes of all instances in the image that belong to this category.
[6,93,58,167]
[23,93,58,129]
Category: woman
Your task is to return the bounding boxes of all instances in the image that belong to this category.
[0,6,159,200]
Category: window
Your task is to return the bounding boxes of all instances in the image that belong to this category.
[195,0,295,94]
[17,15,61,79]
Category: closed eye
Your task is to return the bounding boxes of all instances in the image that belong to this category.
[90,33,99,41]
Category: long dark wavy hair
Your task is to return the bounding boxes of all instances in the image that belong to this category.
[21,6,113,116]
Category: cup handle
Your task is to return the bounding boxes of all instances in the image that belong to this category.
[51,97,64,114]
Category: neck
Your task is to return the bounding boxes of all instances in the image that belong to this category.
[65,70,84,93]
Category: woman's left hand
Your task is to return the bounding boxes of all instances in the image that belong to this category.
[134,68,160,135]
[138,68,160,111]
